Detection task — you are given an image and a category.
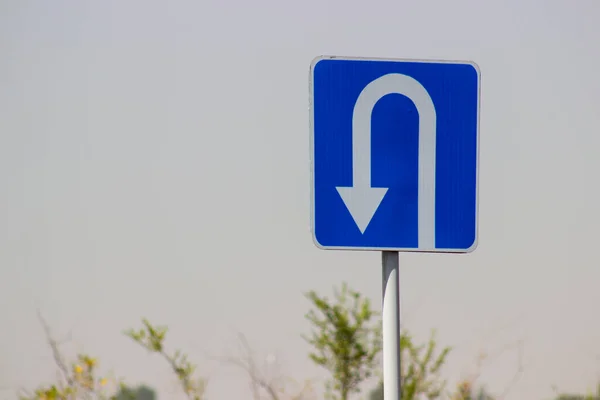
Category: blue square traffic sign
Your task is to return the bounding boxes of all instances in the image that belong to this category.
[309,56,480,252]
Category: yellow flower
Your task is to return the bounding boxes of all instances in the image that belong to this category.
[74,365,83,374]
[99,378,107,386]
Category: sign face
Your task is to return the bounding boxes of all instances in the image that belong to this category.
[309,56,480,253]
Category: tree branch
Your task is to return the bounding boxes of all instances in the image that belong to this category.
[217,332,283,400]
[36,310,74,388]
[496,340,524,400]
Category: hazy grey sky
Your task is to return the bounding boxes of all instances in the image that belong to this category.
[2,1,600,399]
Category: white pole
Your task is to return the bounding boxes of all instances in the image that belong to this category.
[382,251,401,400]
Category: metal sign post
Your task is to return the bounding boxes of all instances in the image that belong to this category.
[309,56,480,400]
[382,251,401,400]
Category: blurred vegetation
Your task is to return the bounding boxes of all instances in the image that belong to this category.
[114,385,156,400]
[303,283,381,400]
[17,312,126,400]
[125,319,206,400]
[15,283,597,399]
[553,384,600,400]
[365,330,450,400]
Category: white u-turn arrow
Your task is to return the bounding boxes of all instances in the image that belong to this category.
[336,73,437,249]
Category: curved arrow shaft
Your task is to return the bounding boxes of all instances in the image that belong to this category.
[352,73,437,249]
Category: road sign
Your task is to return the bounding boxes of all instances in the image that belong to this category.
[309,56,480,253]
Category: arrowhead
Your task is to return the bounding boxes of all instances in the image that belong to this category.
[336,186,389,234]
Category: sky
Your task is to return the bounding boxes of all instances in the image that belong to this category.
[1,1,600,399]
